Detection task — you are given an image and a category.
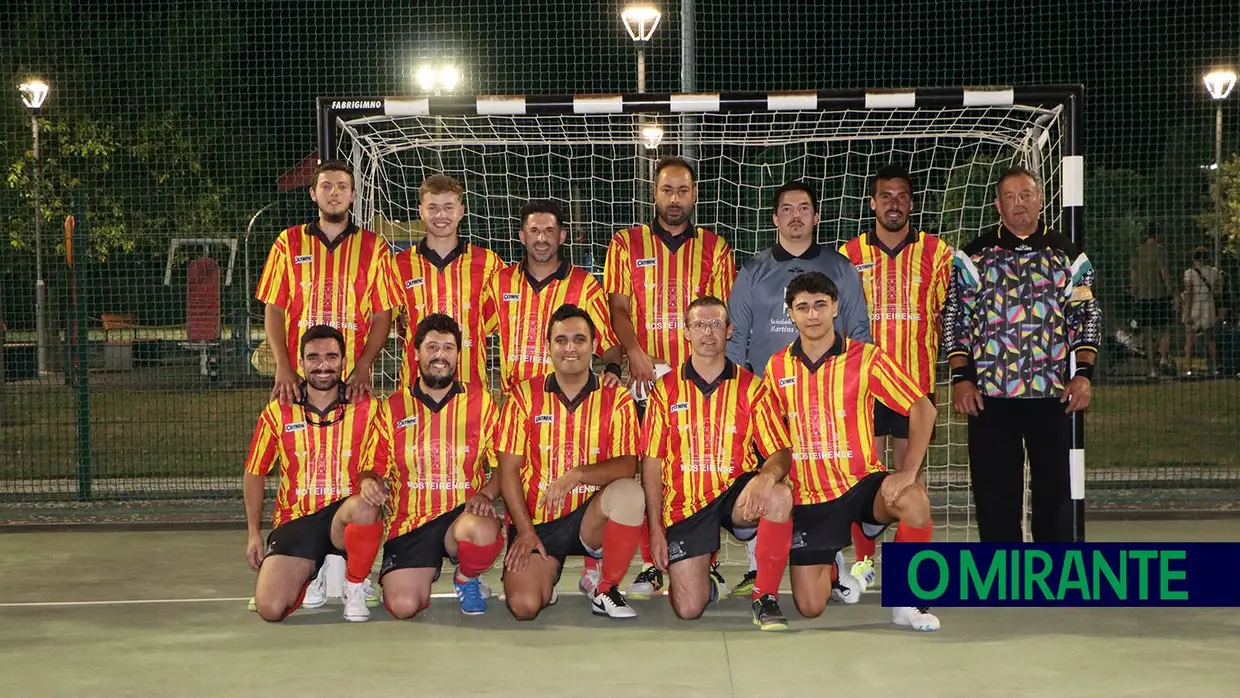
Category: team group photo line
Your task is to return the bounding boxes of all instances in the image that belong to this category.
[243,154,1099,632]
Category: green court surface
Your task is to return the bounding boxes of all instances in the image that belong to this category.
[1,519,1237,697]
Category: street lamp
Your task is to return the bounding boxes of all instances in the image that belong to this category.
[19,79,50,375]
[414,61,462,95]
[1204,68,1236,271]
[621,4,661,94]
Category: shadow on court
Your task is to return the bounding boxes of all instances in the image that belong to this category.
[1,520,1238,697]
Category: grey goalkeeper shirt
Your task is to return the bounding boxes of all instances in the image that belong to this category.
[726,241,872,377]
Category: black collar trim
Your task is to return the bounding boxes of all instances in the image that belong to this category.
[649,219,698,253]
[680,358,737,398]
[995,223,1051,250]
[790,334,845,373]
[544,372,599,412]
[865,228,920,258]
[417,237,469,269]
[306,221,360,253]
[772,241,823,262]
[296,381,350,423]
[522,260,572,294]
[411,379,465,413]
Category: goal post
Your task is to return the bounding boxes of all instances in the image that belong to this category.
[317,85,1086,544]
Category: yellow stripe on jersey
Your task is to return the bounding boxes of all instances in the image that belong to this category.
[839,230,952,395]
[393,239,504,386]
[763,337,921,505]
[360,381,497,540]
[641,360,791,527]
[602,224,735,369]
[255,224,400,376]
[496,374,639,526]
[487,261,619,392]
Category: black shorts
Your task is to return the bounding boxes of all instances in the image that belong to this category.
[665,471,759,565]
[378,505,464,583]
[874,392,936,441]
[1134,298,1174,329]
[264,497,348,580]
[789,472,890,566]
[507,491,602,565]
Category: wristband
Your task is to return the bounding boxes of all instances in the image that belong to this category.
[604,362,623,379]
[1074,363,1095,381]
[950,364,977,385]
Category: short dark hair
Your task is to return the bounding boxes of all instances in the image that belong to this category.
[685,295,729,324]
[871,163,913,196]
[1193,247,1210,264]
[414,313,463,352]
[545,303,597,342]
[996,166,1040,195]
[773,181,818,213]
[312,160,354,188]
[654,156,697,184]
[519,199,565,229]
[784,272,839,307]
[300,324,346,358]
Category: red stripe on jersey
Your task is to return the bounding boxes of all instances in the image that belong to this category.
[602,225,736,369]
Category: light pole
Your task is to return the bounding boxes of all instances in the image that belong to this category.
[622,5,662,194]
[1203,68,1236,272]
[19,79,50,375]
[413,61,461,173]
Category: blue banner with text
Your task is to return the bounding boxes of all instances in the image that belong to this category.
[880,543,1240,607]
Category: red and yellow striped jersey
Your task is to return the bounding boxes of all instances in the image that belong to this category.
[485,261,619,392]
[255,223,400,376]
[496,374,639,525]
[360,381,497,541]
[393,239,504,386]
[763,336,922,505]
[243,388,374,527]
[602,223,736,368]
[839,230,952,395]
[642,359,791,527]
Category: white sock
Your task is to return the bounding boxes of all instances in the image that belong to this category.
[746,536,758,573]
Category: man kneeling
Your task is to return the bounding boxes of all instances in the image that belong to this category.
[642,297,798,631]
[361,314,504,618]
[497,304,646,620]
[243,325,385,622]
[764,272,941,631]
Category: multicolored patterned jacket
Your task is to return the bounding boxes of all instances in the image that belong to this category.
[942,223,1101,399]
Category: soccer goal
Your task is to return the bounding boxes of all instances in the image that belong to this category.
[317,86,1087,547]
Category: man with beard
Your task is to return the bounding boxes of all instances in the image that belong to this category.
[360,314,504,617]
[838,164,952,586]
[724,180,871,600]
[243,325,385,622]
[487,199,623,393]
[393,174,505,387]
[497,304,646,620]
[257,160,400,405]
[603,156,736,600]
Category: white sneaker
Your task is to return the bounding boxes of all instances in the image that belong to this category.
[303,566,328,609]
[548,587,559,606]
[893,606,940,631]
[478,577,493,600]
[850,558,876,592]
[361,577,381,608]
[578,567,602,597]
[342,580,371,622]
[592,586,638,619]
[831,552,862,604]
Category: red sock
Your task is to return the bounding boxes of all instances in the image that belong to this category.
[281,578,312,620]
[583,556,601,574]
[753,518,792,600]
[852,522,876,561]
[456,537,503,580]
[599,520,643,594]
[344,522,384,583]
[639,524,654,566]
[895,519,934,543]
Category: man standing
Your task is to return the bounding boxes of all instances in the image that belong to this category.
[725,180,871,597]
[393,174,504,387]
[604,156,736,598]
[1130,228,1173,378]
[943,167,1101,543]
[839,164,952,586]
[257,160,400,404]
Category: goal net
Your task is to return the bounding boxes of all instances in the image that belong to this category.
[322,87,1084,555]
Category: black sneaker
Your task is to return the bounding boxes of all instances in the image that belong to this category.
[592,585,638,619]
[709,563,728,601]
[625,565,664,600]
[731,569,757,596]
[751,593,788,631]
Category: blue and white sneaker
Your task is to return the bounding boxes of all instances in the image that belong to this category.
[453,571,487,615]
